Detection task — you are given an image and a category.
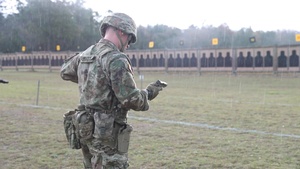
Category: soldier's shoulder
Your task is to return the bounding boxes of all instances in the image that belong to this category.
[107,52,131,69]
[111,52,129,61]
[64,45,94,63]
[104,51,126,64]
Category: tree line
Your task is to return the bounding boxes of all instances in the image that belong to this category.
[0,0,299,53]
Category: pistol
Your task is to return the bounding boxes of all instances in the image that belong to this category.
[155,80,167,88]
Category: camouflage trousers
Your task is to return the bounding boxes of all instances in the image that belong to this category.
[81,127,129,169]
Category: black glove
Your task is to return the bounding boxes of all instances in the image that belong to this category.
[146,80,167,100]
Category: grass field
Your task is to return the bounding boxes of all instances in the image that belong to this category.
[0,70,300,169]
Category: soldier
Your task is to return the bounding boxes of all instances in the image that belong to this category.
[60,12,167,169]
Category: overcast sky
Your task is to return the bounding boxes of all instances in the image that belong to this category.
[84,0,300,32]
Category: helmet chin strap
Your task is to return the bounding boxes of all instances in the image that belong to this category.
[113,28,128,52]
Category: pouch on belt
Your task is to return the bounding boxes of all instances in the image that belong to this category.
[63,110,81,149]
[74,109,94,144]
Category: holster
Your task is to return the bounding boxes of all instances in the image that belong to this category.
[117,124,133,154]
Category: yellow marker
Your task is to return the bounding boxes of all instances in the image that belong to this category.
[296,34,300,42]
[249,37,256,43]
[212,38,218,45]
[56,45,61,51]
[149,41,154,48]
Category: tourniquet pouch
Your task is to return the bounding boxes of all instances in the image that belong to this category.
[74,110,94,144]
[63,110,81,149]
[117,124,133,154]
[93,111,117,147]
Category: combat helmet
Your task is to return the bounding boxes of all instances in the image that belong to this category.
[100,13,137,44]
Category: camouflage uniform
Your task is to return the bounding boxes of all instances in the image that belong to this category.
[61,13,149,169]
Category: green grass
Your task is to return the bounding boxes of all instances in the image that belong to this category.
[0,70,300,169]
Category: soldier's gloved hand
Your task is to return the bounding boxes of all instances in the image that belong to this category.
[146,80,167,100]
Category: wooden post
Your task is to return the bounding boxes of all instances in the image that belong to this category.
[253,49,255,70]
[273,46,278,74]
[136,51,140,74]
[15,54,19,71]
[0,55,3,71]
[48,53,52,72]
[232,48,237,76]
[214,49,217,69]
[299,47,300,72]
[30,55,34,71]
[287,47,290,71]
[197,49,201,75]
[164,50,168,73]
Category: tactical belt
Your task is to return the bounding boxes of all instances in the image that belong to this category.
[83,105,127,125]
[85,106,112,115]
